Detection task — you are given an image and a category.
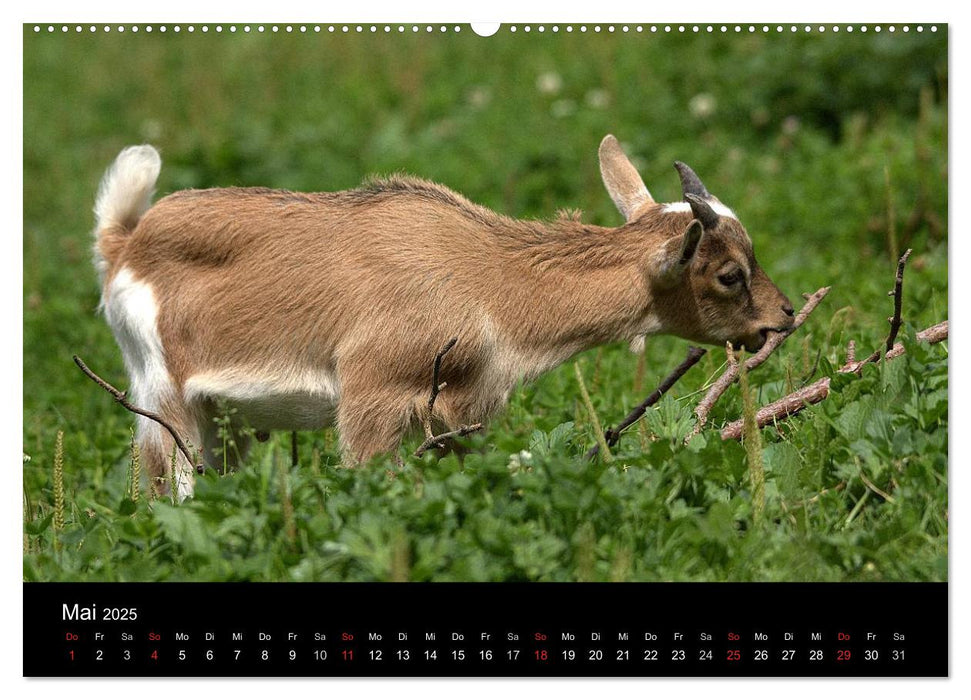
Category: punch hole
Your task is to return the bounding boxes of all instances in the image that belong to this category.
[471,23,500,36]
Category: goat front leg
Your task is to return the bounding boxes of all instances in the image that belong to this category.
[335,384,414,466]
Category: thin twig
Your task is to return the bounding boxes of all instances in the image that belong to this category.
[585,346,706,459]
[859,466,896,503]
[424,337,458,440]
[414,424,483,458]
[887,248,913,353]
[861,248,912,365]
[840,319,948,375]
[73,355,203,473]
[690,286,831,437]
[413,337,484,457]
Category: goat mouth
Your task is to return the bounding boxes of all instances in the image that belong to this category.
[737,332,769,352]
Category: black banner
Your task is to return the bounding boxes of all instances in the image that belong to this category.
[24,582,947,677]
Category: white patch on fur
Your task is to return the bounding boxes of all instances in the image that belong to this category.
[103,268,171,414]
[103,267,194,497]
[662,200,738,220]
[92,145,161,279]
[184,367,341,431]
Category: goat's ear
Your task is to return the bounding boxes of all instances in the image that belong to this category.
[599,135,654,222]
[657,219,704,286]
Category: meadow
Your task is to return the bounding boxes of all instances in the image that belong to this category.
[23,25,947,582]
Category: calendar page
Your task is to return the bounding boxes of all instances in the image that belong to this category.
[22,20,948,678]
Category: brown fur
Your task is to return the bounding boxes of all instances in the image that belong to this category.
[94,138,793,494]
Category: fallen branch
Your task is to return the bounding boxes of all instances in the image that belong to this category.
[720,318,948,440]
[720,377,831,441]
[690,286,831,437]
[842,320,948,374]
[73,355,204,473]
[585,345,706,459]
[414,337,484,457]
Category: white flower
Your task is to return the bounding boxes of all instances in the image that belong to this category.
[688,93,717,119]
[536,71,563,95]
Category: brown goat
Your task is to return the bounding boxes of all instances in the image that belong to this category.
[92,135,793,498]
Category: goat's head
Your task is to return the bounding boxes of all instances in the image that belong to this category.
[599,135,794,352]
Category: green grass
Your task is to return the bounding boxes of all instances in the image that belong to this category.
[23,26,948,582]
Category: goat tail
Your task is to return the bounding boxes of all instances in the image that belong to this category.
[92,145,161,279]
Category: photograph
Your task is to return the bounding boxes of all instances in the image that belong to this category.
[23,22,947,589]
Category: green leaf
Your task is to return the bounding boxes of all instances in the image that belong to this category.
[152,503,218,558]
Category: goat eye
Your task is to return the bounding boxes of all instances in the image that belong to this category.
[718,270,744,286]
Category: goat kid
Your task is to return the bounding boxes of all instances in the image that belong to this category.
[92,135,793,498]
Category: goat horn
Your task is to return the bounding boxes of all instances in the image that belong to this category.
[674,161,711,199]
[685,193,720,230]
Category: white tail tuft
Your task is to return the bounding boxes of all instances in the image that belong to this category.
[94,145,161,234]
[92,145,161,278]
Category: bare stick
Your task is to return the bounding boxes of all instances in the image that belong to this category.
[721,318,947,440]
[423,337,458,440]
[585,345,706,459]
[414,424,483,458]
[841,319,948,375]
[860,249,913,365]
[915,320,949,345]
[414,337,484,457]
[886,249,913,352]
[691,286,831,437]
[73,355,203,473]
[720,377,831,441]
